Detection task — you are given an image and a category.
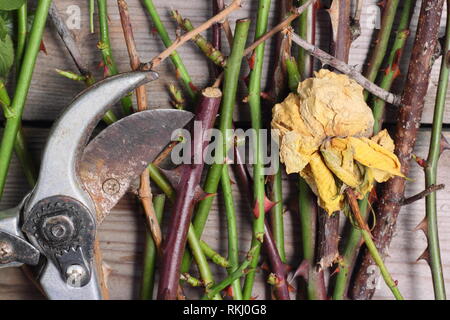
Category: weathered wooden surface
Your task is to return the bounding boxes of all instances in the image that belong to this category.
[0,128,449,300]
[1,0,449,123]
[1,0,450,300]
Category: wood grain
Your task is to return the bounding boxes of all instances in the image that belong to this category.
[0,0,448,124]
[0,128,449,300]
[1,0,450,300]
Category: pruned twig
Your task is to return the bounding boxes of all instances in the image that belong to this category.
[118,1,165,295]
[402,184,445,206]
[288,30,402,106]
[346,188,404,300]
[352,0,445,300]
[142,0,242,70]
[243,0,316,56]
[141,0,197,100]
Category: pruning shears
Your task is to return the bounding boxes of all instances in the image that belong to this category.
[0,71,193,299]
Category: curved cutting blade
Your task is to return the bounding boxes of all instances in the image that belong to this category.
[78,109,193,223]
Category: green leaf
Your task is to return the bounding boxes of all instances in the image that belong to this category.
[0,32,14,78]
[0,0,26,11]
[0,13,11,40]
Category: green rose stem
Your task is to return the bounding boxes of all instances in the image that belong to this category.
[140,194,166,300]
[266,0,293,266]
[221,165,244,300]
[423,0,450,300]
[180,273,204,287]
[141,0,197,100]
[15,2,27,69]
[268,170,285,263]
[371,0,415,135]
[0,0,52,198]
[345,188,404,300]
[158,20,250,300]
[332,0,415,300]
[97,0,133,115]
[241,0,271,300]
[363,0,400,100]
[89,0,95,33]
[180,20,250,275]
[200,240,229,268]
[0,82,36,187]
[285,57,300,92]
[186,5,240,299]
[297,0,315,78]
[285,58,326,300]
[187,226,221,299]
[201,246,258,300]
[116,0,220,300]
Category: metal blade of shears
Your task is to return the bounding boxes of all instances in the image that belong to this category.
[78,109,193,223]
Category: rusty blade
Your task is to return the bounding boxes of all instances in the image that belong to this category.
[79,109,193,223]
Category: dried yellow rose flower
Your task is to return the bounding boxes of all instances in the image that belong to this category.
[272,69,403,215]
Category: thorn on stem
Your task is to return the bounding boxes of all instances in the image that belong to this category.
[440,134,450,154]
[288,259,309,283]
[253,195,277,218]
[417,247,431,265]
[412,154,427,168]
[414,217,428,237]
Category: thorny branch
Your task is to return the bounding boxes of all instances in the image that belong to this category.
[157,87,223,300]
[117,0,161,244]
[402,184,445,206]
[352,0,445,300]
[142,0,242,70]
[288,30,402,106]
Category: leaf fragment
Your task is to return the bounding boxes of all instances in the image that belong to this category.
[0,0,26,11]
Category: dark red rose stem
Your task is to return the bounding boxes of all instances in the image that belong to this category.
[316,0,352,274]
[352,0,445,299]
[212,0,224,77]
[157,88,222,300]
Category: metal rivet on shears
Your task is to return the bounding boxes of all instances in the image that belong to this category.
[102,178,120,195]
[0,241,12,259]
[66,264,86,286]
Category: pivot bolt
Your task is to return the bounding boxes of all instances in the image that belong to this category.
[103,178,120,195]
[51,224,67,238]
[0,241,12,259]
[42,215,74,243]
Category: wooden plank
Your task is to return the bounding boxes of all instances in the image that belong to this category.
[0,127,449,299]
[0,0,449,124]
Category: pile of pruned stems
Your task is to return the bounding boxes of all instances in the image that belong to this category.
[1,0,449,300]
